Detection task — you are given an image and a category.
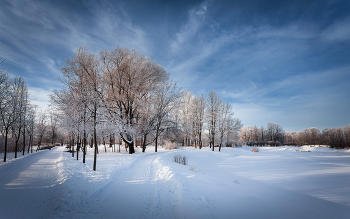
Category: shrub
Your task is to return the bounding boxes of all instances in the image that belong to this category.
[189,165,196,171]
[173,154,188,165]
[252,148,259,152]
[164,141,179,150]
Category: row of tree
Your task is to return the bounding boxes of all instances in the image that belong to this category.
[240,122,285,145]
[0,58,37,162]
[285,125,350,148]
[50,46,243,170]
[240,122,350,149]
[175,90,242,151]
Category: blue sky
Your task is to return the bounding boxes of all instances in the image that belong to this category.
[1,0,350,132]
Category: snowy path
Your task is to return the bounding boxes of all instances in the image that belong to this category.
[0,148,67,219]
[75,151,185,219]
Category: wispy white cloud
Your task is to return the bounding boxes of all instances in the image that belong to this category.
[170,1,208,52]
[221,65,350,131]
[322,16,350,42]
[28,87,52,111]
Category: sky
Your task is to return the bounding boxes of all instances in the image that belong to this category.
[1,0,350,132]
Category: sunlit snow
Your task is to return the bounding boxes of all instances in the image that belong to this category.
[1,145,350,218]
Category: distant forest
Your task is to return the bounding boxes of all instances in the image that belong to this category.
[240,123,350,148]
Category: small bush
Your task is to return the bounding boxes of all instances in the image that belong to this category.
[189,165,196,172]
[164,141,179,150]
[252,148,259,152]
[173,154,188,165]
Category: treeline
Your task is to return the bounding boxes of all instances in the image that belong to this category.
[285,126,350,149]
[50,46,242,170]
[170,90,243,150]
[240,122,285,146]
[240,123,350,149]
[0,58,37,161]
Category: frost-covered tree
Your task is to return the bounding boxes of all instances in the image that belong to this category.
[217,102,232,151]
[36,111,47,147]
[179,90,195,146]
[11,77,28,158]
[100,47,169,154]
[240,122,284,146]
[206,91,222,151]
[152,81,180,152]
[266,122,284,143]
[47,108,59,145]
[191,94,205,149]
[26,104,37,153]
[1,78,17,162]
[225,117,242,147]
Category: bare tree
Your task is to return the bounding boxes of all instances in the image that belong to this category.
[207,91,223,151]
[225,117,242,147]
[26,104,37,153]
[36,111,47,147]
[100,47,168,154]
[0,69,17,161]
[217,102,233,151]
[266,122,284,144]
[11,77,28,158]
[191,94,205,149]
[152,81,180,152]
[47,108,59,145]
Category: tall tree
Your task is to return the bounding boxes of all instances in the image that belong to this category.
[0,61,16,162]
[36,111,47,147]
[217,102,233,151]
[191,94,205,149]
[207,91,223,151]
[179,90,195,146]
[26,104,37,153]
[11,77,28,158]
[100,47,169,154]
[152,81,179,152]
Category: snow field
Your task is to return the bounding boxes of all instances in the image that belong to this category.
[1,145,350,218]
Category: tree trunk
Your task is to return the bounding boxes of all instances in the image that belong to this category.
[77,135,80,161]
[3,128,8,162]
[155,130,159,152]
[121,133,135,154]
[103,138,106,153]
[30,135,33,153]
[142,134,147,153]
[22,128,26,156]
[113,134,115,152]
[93,106,98,171]
[72,134,75,157]
[27,134,31,154]
[15,139,18,158]
[212,135,215,152]
[219,135,223,152]
[83,129,86,163]
[127,141,135,154]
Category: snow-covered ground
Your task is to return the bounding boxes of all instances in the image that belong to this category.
[1,145,350,219]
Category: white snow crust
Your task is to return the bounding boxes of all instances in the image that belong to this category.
[1,146,350,218]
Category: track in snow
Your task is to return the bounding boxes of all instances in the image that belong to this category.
[0,148,67,219]
[79,151,185,219]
